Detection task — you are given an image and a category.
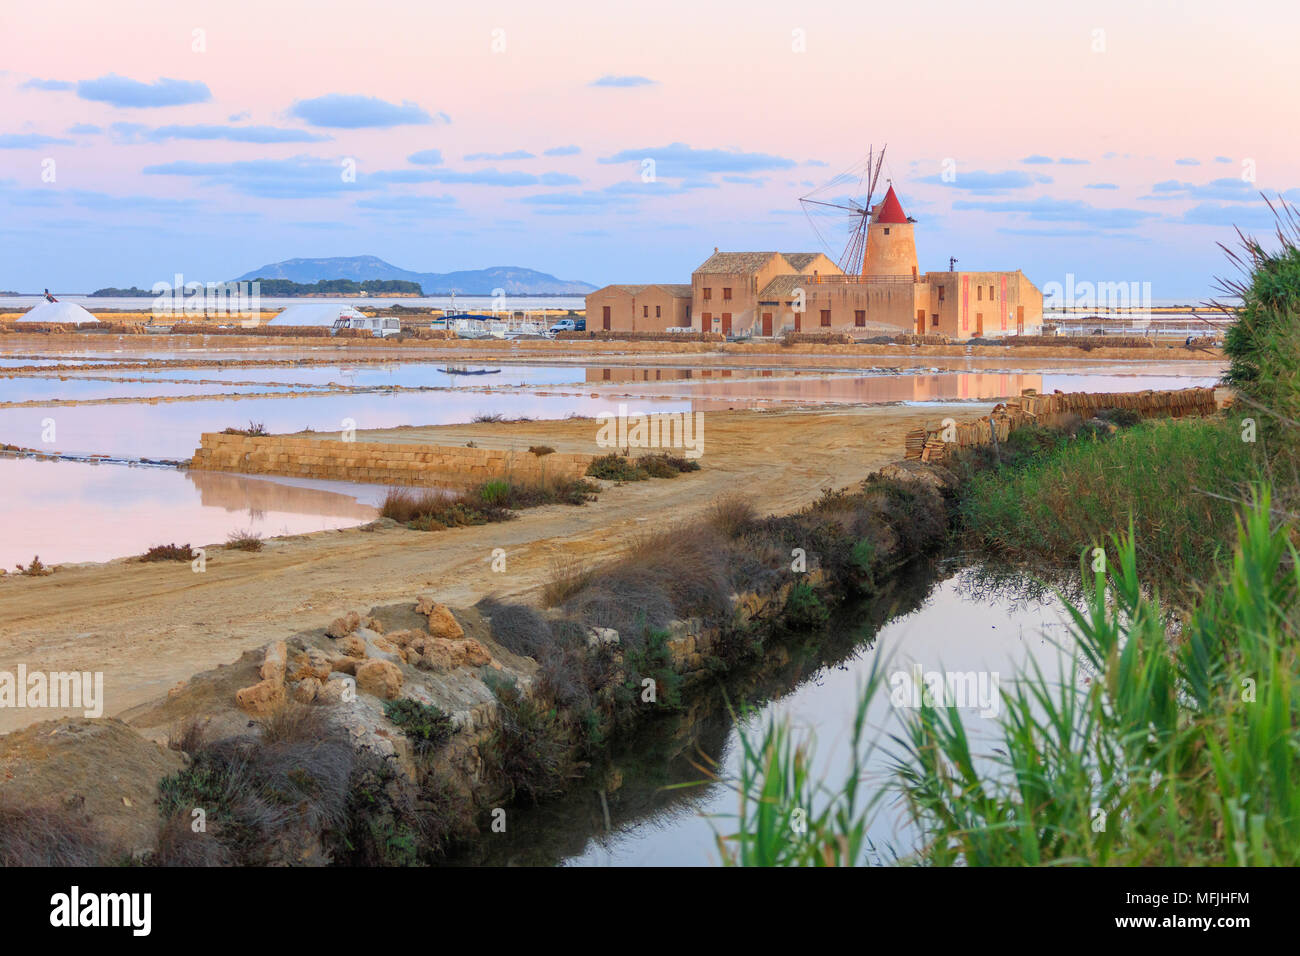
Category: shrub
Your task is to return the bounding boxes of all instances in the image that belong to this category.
[586,453,646,481]
[705,494,757,538]
[15,555,52,576]
[383,699,455,755]
[0,801,117,866]
[221,421,268,437]
[540,556,596,608]
[141,543,195,562]
[226,529,263,552]
[528,445,555,456]
[481,678,575,805]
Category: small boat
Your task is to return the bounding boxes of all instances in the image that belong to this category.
[440,367,502,375]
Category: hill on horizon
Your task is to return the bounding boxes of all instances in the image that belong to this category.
[232,255,596,295]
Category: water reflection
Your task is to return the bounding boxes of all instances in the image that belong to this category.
[450,563,1076,867]
[0,457,378,567]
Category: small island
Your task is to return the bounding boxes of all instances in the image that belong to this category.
[90,278,424,297]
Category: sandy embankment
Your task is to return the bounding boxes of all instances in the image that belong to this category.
[0,404,970,734]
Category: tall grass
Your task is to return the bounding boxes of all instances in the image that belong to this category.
[718,492,1300,866]
[959,417,1262,594]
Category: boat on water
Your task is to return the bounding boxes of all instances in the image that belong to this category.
[440,366,502,375]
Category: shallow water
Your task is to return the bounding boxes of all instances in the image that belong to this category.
[457,566,1075,867]
[0,457,382,567]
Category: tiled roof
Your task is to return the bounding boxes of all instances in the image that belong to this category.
[757,275,809,300]
[782,252,827,271]
[590,284,648,295]
[658,284,694,298]
[588,283,692,298]
[693,251,784,275]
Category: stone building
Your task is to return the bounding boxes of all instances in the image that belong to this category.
[586,184,1042,339]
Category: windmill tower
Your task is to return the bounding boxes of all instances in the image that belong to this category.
[799,146,919,279]
[863,182,918,279]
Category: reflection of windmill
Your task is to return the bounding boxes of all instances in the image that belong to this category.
[799,145,889,276]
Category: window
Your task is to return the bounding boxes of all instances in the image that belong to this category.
[655,305,661,318]
[820,309,831,327]
[722,287,732,301]
[883,227,891,236]
[703,287,712,300]
[642,305,648,317]
[685,306,691,321]
[938,287,945,302]
[977,286,983,301]
[854,310,866,327]
[931,314,939,327]
[989,285,995,300]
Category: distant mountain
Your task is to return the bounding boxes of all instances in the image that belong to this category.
[232,256,597,295]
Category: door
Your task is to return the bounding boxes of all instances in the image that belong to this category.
[602,306,610,331]
[794,312,802,332]
[916,309,925,335]
[721,313,732,336]
[975,313,984,336]
[762,312,773,337]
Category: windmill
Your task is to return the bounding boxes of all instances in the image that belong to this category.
[799,145,889,276]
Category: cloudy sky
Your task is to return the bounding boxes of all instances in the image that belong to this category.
[0,0,1295,298]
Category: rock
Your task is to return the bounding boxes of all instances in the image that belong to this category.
[365,617,385,634]
[339,634,367,658]
[235,679,286,716]
[329,656,359,675]
[287,647,334,682]
[355,660,403,700]
[292,677,322,703]
[326,611,362,639]
[426,603,465,641]
[415,595,435,616]
[259,640,287,683]
[363,633,403,664]
[318,676,354,704]
[415,637,492,672]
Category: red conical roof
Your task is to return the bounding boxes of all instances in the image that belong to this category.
[875,185,908,224]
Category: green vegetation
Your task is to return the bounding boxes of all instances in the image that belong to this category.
[140,543,196,562]
[225,529,264,552]
[221,420,269,437]
[383,699,455,755]
[959,417,1261,592]
[245,278,423,297]
[379,475,598,531]
[586,453,701,481]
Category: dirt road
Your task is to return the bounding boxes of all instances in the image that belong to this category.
[0,403,973,732]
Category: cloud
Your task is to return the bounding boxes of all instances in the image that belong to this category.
[109,121,149,143]
[143,156,373,199]
[407,149,443,165]
[722,175,765,186]
[1021,155,1053,165]
[68,190,197,214]
[356,194,458,214]
[145,124,330,143]
[916,169,1038,192]
[77,74,211,108]
[1175,157,1201,166]
[517,191,631,215]
[1084,182,1118,190]
[375,167,579,187]
[544,145,580,156]
[1058,157,1090,165]
[1143,177,1264,202]
[22,78,74,91]
[67,123,102,134]
[952,196,1159,228]
[228,111,251,122]
[589,75,656,87]
[464,150,534,161]
[1181,202,1282,229]
[599,142,796,177]
[604,179,717,196]
[288,94,440,129]
[0,133,74,148]
[1215,156,1232,163]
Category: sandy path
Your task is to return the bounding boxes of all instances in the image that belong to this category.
[0,403,973,732]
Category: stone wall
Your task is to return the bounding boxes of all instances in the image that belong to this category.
[904,386,1220,461]
[189,433,595,487]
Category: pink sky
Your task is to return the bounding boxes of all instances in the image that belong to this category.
[1,0,1296,297]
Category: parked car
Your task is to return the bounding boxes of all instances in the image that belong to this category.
[549,318,579,335]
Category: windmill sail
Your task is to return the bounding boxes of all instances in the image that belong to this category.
[799,146,888,276]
